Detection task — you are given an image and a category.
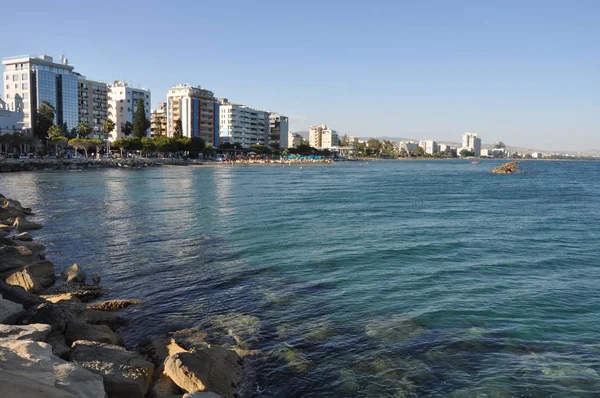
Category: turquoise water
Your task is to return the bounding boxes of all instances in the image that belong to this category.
[2,160,600,397]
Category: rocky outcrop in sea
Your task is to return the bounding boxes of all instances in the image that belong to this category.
[492,161,520,174]
[0,194,244,397]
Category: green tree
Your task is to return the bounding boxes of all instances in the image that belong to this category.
[173,119,183,137]
[459,149,475,157]
[133,98,150,138]
[35,101,55,141]
[112,138,125,157]
[121,121,133,137]
[89,139,104,158]
[141,137,156,157]
[48,125,66,155]
[75,121,91,138]
[413,146,425,157]
[102,118,115,138]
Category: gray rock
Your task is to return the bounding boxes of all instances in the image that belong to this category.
[163,347,243,398]
[0,323,51,341]
[13,232,33,241]
[6,260,56,293]
[54,361,106,398]
[0,280,46,309]
[0,370,77,398]
[47,331,71,359]
[88,299,141,312]
[16,302,79,333]
[0,245,38,277]
[42,284,104,302]
[183,393,224,398]
[61,263,86,284]
[65,320,122,346]
[0,293,24,323]
[91,274,101,285]
[79,309,128,330]
[13,217,43,231]
[70,340,154,398]
[10,239,46,253]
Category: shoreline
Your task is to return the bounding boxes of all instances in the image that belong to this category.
[0,194,245,397]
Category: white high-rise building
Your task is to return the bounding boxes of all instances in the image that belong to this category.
[269,113,289,149]
[418,140,438,154]
[166,83,219,145]
[2,54,79,135]
[461,132,481,156]
[398,140,418,154]
[287,132,303,148]
[107,81,151,141]
[309,124,338,150]
[218,99,269,148]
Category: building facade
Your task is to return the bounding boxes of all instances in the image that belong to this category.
[218,99,269,148]
[419,140,438,155]
[398,140,418,155]
[151,102,167,136]
[0,97,23,134]
[287,132,303,148]
[461,132,481,156]
[269,113,289,149]
[77,76,108,139]
[166,84,219,145]
[107,81,151,141]
[2,54,78,135]
[309,124,338,150]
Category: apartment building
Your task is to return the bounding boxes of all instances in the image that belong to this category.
[166,84,219,145]
[218,99,269,148]
[398,140,418,154]
[461,132,481,156]
[107,80,151,141]
[287,132,303,148]
[2,54,78,135]
[269,113,289,149]
[0,97,23,133]
[151,102,167,136]
[309,124,338,149]
[418,140,438,155]
[77,75,108,139]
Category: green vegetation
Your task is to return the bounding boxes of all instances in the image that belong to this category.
[75,121,91,138]
[173,119,183,137]
[459,149,475,157]
[102,119,115,137]
[110,135,206,158]
[133,98,150,138]
[121,121,133,137]
[35,101,55,141]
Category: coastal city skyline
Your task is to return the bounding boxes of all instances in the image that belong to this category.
[1,1,598,152]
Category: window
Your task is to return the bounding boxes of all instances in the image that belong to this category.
[22,73,28,80]
[12,74,18,81]
[22,83,28,90]
[5,75,8,80]
[5,85,8,90]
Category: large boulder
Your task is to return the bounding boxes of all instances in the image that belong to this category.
[65,320,122,346]
[47,331,71,359]
[0,370,76,398]
[0,339,105,398]
[70,340,154,398]
[79,309,128,330]
[42,284,104,303]
[13,232,33,241]
[0,293,24,323]
[6,260,56,293]
[13,217,43,231]
[88,299,142,312]
[163,346,243,398]
[9,239,47,253]
[0,323,51,341]
[184,393,224,398]
[16,302,79,333]
[0,280,46,309]
[0,245,38,277]
[61,263,86,284]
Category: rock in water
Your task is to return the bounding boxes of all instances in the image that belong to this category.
[6,260,56,293]
[13,232,33,241]
[61,263,86,284]
[65,320,122,346]
[91,274,101,285]
[70,340,154,398]
[492,161,520,174]
[0,293,24,323]
[13,217,43,231]
[88,299,142,312]
[163,346,243,398]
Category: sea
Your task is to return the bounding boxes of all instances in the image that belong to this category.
[2,159,600,397]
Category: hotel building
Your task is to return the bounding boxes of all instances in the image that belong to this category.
[218,99,269,148]
[309,124,338,150]
[151,102,168,136]
[461,132,481,156]
[107,81,151,141]
[166,83,219,145]
[77,75,108,139]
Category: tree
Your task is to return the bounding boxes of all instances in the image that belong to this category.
[102,119,115,138]
[75,121,91,138]
[112,138,126,157]
[413,146,425,157]
[133,98,150,138]
[459,149,475,157]
[121,121,133,137]
[89,139,104,158]
[173,119,183,137]
[68,138,92,157]
[35,101,55,140]
[48,125,66,155]
[141,137,156,157]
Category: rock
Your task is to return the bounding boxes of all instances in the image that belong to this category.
[41,293,83,304]
[209,313,262,349]
[183,393,224,398]
[0,370,77,397]
[138,338,184,398]
[0,323,51,341]
[13,217,43,231]
[79,309,128,330]
[0,293,24,323]
[6,260,56,293]
[70,340,154,398]
[42,284,104,302]
[0,205,26,221]
[91,274,101,285]
[88,299,142,312]
[0,245,38,277]
[0,223,11,231]
[9,239,47,253]
[16,302,79,333]
[54,361,106,398]
[13,231,33,241]
[0,228,8,237]
[65,320,122,346]
[47,331,71,359]
[492,161,520,174]
[163,346,243,398]
[0,280,46,309]
[61,263,86,284]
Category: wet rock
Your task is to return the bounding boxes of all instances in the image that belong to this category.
[13,232,33,241]
[0,293,24,322]
[6,260,56,293]
[79,309,128,330]
[42,284,104,302]
[16,302,79,333]
[65,320,122,346]
[273,344,312,373]
[91,274,101,285]
[183,393,224,398]
[210,313,261,348]
[13,217,43,231]
[168,328,211,352]
[364,314,426,342]
[0,323,51,341]
[0,280,46,309]
[164,346,243,398]
[88,299,142,312]
[61,263,86,284]
[9,239,46,252]
[70,340,154,398]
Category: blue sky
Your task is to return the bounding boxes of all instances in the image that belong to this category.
[1,0,598,151]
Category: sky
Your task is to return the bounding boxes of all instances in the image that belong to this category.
[1,0,598,151]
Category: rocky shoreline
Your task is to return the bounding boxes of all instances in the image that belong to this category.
[0,194,244,397]
[0,158,194,173]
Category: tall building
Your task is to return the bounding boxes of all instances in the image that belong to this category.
[0,97,23,134]
[166,83,219,145]
[107,81,151,141]
[2,54,78,135]
[269,113,289,149]
[309,124,338,149]
[287,132,303,148]
[398,140,418,154]
[151,102,167,136]
[461,132,481,156]
[419,140,438,155]
[218,99,269,148]
[77,75,108,139]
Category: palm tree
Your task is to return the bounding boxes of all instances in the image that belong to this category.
[48,125,66,156]
[75,122,91,138]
